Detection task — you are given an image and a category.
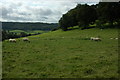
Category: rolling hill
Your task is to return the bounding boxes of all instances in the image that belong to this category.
[2,22,58,31]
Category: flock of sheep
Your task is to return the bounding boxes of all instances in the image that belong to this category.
[9,38,30,43]
[90,37,119,41]
[110,37,118,40]
[8,36,118,43]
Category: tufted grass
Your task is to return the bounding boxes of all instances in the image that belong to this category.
[2,27,119,78]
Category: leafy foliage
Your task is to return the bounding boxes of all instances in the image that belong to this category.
[59,2,120,31]
[76,4,97,29]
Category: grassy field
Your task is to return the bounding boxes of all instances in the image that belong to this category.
[2,28,119,78]
[10,30,47,34]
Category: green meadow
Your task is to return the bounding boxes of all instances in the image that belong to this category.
[10,30,46,34]
[2,28,119,78]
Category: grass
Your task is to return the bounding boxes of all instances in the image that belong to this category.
[2,27,119,78]
[10,30,26,33]
[10,30,47,34]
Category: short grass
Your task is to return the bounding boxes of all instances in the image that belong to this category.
[2,28,119,78]
[10,30,46,34]
[10,30,27,33]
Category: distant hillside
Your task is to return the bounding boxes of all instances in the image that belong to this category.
[2,22,58,31]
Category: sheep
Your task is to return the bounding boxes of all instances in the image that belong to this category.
[90,37,101,41]
[9,39,16,43]
[110,37,118,40]
[110,38,113,39]
[90,37,95,40]
[115,38,118,39]
[93,37,101,41]
[22,38,30,42]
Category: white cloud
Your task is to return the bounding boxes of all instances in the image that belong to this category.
[0,0,99,23]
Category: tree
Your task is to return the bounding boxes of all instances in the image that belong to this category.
[97,2,120,28]
[59,4,97,30]
[20,32,27,37]
[59,2,120,31]
[2,30,8,41]
[59,14,69,31]
[76,4,97,29]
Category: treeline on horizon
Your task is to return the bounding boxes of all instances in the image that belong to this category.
[2,22,58,31]
[59,2,120,31]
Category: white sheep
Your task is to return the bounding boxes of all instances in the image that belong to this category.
[115,38,118,40]
[110,37,118,40]
[90,37,101,41]
[9,39,16,43]
[22,38,30,42]
[90,37,95,40]
[110,38,113,39]
[94,37,101,41]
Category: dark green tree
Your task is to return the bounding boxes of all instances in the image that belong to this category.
[76,4,97,29]
[20,32,27,37]
[59,4,97,30]
[97,2,120,28]
[59,14,69,31]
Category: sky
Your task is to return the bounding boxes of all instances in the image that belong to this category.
[1,0,115,23]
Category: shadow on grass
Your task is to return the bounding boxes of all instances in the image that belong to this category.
[67,26,95,31]
[67,27,80,31]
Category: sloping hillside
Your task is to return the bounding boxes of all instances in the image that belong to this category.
[2,28,119,78]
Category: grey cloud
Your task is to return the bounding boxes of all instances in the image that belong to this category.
[1,5,32,21]
[40,9,52,15]
[8,16,27,21]
[18,12,31,16]
[1,0,98,23]
[1,1,76,23]
[41,17,48,19]
[36,17,47,21]
[3,14,29,21]
[100,0,120,2]
[9,2,23,9]
[34,8,53,16]
[1,7,13,19]
[1,9,28,21]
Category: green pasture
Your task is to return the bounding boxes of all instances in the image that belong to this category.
[10,30,46,34]
[2,28,119,78]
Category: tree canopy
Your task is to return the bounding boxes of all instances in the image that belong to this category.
[59,2,120,31]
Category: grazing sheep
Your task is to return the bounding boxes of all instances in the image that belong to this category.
[115,38,118,40]
[90,37,95,40]
[110,37,118,40]
[9,39,16,43]
[23,38,30,42]
[110,38,113,39]
[90,37,101,41]
[93,37,101,41]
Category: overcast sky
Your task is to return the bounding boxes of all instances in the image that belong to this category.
[0,0,101,23]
